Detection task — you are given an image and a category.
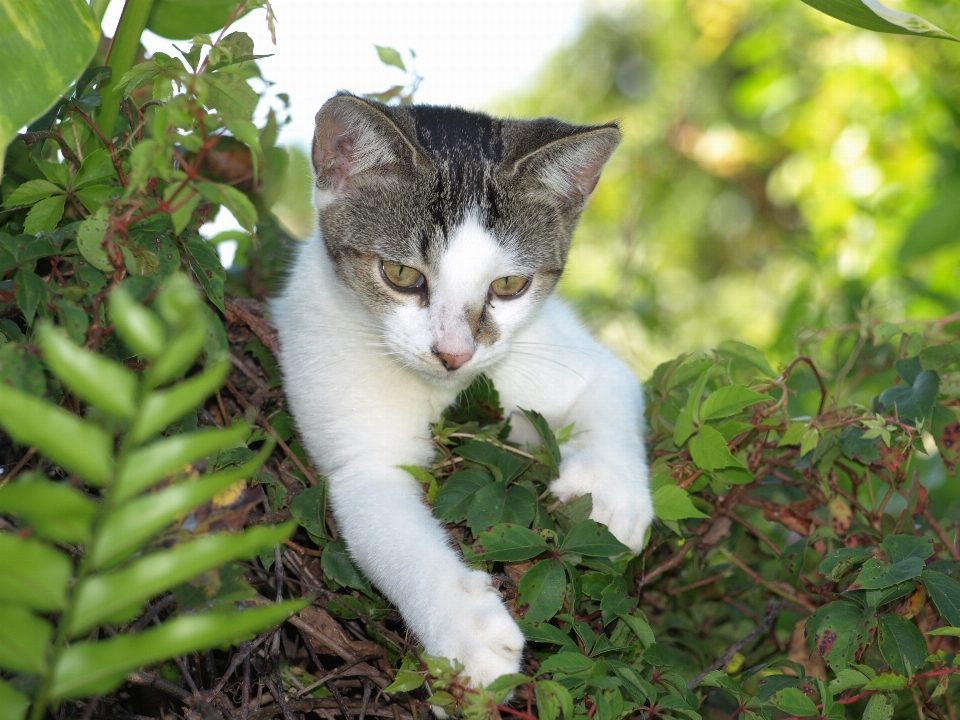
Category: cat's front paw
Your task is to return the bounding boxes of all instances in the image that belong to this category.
[551,455,653,554]
[427,570,524,688]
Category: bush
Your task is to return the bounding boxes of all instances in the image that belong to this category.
[1,1,958,719]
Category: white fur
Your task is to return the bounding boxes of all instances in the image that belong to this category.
[271,219,652,688]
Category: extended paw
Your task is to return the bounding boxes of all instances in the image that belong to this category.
[426,571,524,688]
[551,455,653,554]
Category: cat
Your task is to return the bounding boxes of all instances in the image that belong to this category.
[271,92,653,689]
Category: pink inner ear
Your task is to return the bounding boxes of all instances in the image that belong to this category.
[313,115,358,192]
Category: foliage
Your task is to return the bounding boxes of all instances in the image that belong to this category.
[2,0,959,719]
[500,0,960,379]
[0,275,303,719]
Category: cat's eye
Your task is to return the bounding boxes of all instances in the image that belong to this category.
[381,260,425,291]
[490,275,529,298]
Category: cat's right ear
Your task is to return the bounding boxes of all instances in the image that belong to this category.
[312,93,423,203]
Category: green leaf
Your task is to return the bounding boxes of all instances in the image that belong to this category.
[76,206,115,272]
[927,626,960,637]
[472,523,549,562]
[537,652,595,676]
[0,604,51,674]
[560,519,629,557]
[819,547,872,580]
[619,611,655,648]
[0,677,29,720]
[0,534,72,611]
[204,71,260,121]
[878,370,939,426]
[13,265,45,326]
[23,194,66,234]
[93,465,266,569]
[877,614,927,675]
[147,0,251,38]
[806,601,875,670]
[289,482,327,538]
[434,469,493,522]
[863,693,893,720]
[921,570,960,626]
[920,341,960,371]
[375,45,406,71]
[673,408,696,446]
[114,423,252,501]
[0,0,100,175]
[771,687,819,717]
[519,621,579,652]
[145,316,209,387]
[600,577,637,624]
[516,559,566,623]
[197,182,258,230]
[653,485,709,520]
[128,358,230,443]
[68,523,295,635]
[882,535,934,564]
[688,425,746,471]
[520,409,561,473]
[1,179,61,207]
[0,474,96,543]
[0,383,114,485]
[862,673,908,690]
[50,599,306,700]
[322,539,371,593]
[800,0,957,41]
[108,285,166,358]
[383,669,425,693]
[900,183,960,261]
[534,679,574,720]
[699,385,768,421]
[828,668,869,694]
[183,235,226,312]
[698,670,741,696]
[717,340,777,377]
[850,555,924,591]
[38,322,138,419]
[74,148,118,188]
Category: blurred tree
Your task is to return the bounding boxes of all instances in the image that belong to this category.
[501,0,960,384]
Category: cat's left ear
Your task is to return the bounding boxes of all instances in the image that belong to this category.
[505,122,622,207]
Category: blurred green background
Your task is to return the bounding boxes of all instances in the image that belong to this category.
[271,0,960,384]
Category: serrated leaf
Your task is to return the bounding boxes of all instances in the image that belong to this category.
[653,485,708,520]
[1,179,61,207]
[560,519,629,557]
[877,614,927,675]
[619,611,655,648]
[182,235,226,312]
[878,370,939,426]
[69,523,295,635]
[882,535,934,564]
[534,679,574,720]
[689,425,745,471]
[434,469,492,522]
[50,600,305,700]
[921,570,960,626]
[519,621,579,651]
[0,382,114,485]
[472,523,549,562]
[23,194,65,235]
[516,559,566,623]
[851,555,924,591]
[204,71,259,121]
[806,601,875,670]
[717,340,777,377]
[13,265,46,326]
[322,539,371,593]
[819,547,872,580]
[771,687,819,717]
[700,384,768,421]
[375,45,406,71]
[383,669,425,693]
[863,693,893,720]
[76,206,115,271]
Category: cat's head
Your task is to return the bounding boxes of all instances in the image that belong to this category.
[311,92,620,385]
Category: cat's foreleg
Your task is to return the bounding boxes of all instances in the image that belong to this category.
[328,463,525,687]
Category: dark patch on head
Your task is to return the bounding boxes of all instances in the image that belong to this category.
[311,92,621,315]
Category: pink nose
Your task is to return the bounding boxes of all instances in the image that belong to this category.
[433,348,473,371]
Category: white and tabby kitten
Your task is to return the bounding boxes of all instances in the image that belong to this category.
[272,92,653,686]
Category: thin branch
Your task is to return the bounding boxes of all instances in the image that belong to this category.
[688,600,781,689]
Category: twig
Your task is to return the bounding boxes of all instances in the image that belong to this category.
[716,547,816,613]
[128,670,195,705]
[688,600,781,689]
[778,356,827,415]
[17,130,82,168]
[922,506,960,561]
[0,447,38,487]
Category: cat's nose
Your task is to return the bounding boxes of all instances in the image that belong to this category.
[432,347,473,371]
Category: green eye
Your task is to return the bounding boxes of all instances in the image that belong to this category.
[381,260,425,291]
[490,276,529,298]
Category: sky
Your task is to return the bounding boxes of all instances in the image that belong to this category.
[103,0,597,255]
